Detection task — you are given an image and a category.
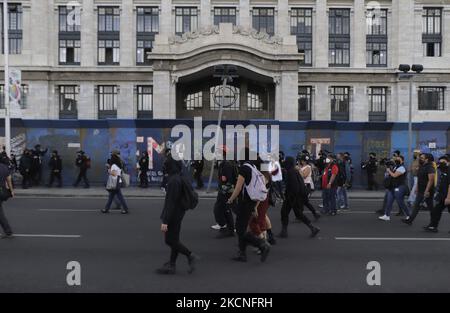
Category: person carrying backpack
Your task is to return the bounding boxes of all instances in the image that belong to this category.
[226,148,271,263]
[279,156,320,238]
[156,158,199,275]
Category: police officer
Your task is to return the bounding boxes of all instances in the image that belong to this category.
[31,144,48,185]
[48,150,62,188]
[424,155,450,232]
[138,151,149,188]
[73,151,90,188]
[19,149,33,189]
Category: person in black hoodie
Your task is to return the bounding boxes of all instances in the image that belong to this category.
[19,149,33,189]
[226,148,271,263]
[138,151,149,188]
[279,156,320,238]
[47,150,62,187]
[157,158,199,275]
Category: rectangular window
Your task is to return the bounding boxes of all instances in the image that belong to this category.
[59,6,81,65]
[366,9,387,67]
[369,87,387,113]
[136,7,159,65]
[291,8,313,66]
[0,84,28,109]
[418,87,445,110]
[422,8,442,57]
[175,7,198,36]
[330,87,350,121]
[59,6,81,32]
[252,8,275,35]
[329,9,350,67]
[214,7,237,26]
[59,85,79,119]
[97,85,118,118]
[136,85,153,118]
[298,86,312,120]
[184,91,203,110]
[1,3,22,54]
[59,39,81,65]
[98,7,120,65]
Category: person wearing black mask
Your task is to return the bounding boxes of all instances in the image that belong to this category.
[31,144,48,186]
[378,155,411,221]
[138,151,149,188]
[424,156,450,232]
[19,149,33,189]
[279,156,320,238]
[226,148,271,263]
[157,158,199,275]
[73,151,90,188]
[362,153,378,190]
[403,153,436,225]
[47,150,62,187]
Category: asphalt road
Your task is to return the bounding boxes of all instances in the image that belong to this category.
[1,196,450,293]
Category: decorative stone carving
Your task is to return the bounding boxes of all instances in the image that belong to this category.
[167,25,283,46]
[171,74,179,85]
[273,76,281,85]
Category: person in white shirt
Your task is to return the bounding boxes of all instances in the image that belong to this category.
[102,163,129,214]
[269,153,283,200]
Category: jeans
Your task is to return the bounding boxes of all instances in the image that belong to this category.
[0,202,12,235]
[407,177,418,204]
[409,192,434,223]
[165,213,192,264]
[322,188,337,214]
[384,185,410,217]
[104,189,129,212]
[214,192,235,232]
[337,186,349,209]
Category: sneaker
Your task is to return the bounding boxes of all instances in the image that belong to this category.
[310,226,320,238]
[424,226,438,233]
[378,215,390,221]
[211,224,226,230]
[401,217,412,225]
[120,209,129,214]
[101,209,109,214]
[318,204,324,208]
[155,262,176,275]
[187,253,200,274]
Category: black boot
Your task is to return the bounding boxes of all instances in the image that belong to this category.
[187,253,200,274]
[278,226,288,238]
[267,229,276,245]
[258,239,271,263]
[155,262,176,275]
[308,224,320,238]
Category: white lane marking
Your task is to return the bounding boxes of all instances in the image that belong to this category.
[12,234,82,238]
[336,237,450,241]
[38,209,98,212]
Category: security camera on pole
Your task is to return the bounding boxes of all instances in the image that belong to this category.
[206,65,238,193]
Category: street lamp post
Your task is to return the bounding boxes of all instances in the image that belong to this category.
[397,64,423,170]
[206,65,238,193]
[3,0,10,157]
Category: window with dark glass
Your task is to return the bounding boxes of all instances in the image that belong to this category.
[368,87,387,121]
[175,7,198,36]
[59,6,81,65]
[184,91,203,110]
[136,86,153,118]
[418,87,445,110]
[366,9,387,66]
[59,85,79,118]
[1,3,22,54]
[98,7,120,65]
[213,7,237,25]
[97,85,118,118]
[330,87,350,120]
[137,7,159,65]
[252,8,275,35]
[291,8,312,66]
[298,86,312,120]
[422,8,442,57]
[329,9,350,67]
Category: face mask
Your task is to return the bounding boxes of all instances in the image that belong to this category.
[326,158,331,164]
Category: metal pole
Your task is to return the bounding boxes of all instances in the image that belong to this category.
[206,77,227,193]
[3,0,10,157]
[408,76,413,170]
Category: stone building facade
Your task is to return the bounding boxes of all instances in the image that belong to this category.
[1,0,450,122]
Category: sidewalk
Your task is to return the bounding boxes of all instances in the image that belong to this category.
[14,187,386,199]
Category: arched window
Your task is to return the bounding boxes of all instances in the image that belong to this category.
[210,85,240,110]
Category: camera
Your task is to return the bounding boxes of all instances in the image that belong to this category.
[380,158,394,167]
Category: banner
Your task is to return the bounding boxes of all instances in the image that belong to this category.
[8,67,22,116]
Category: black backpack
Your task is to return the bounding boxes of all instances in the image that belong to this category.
[180,177,199,210]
